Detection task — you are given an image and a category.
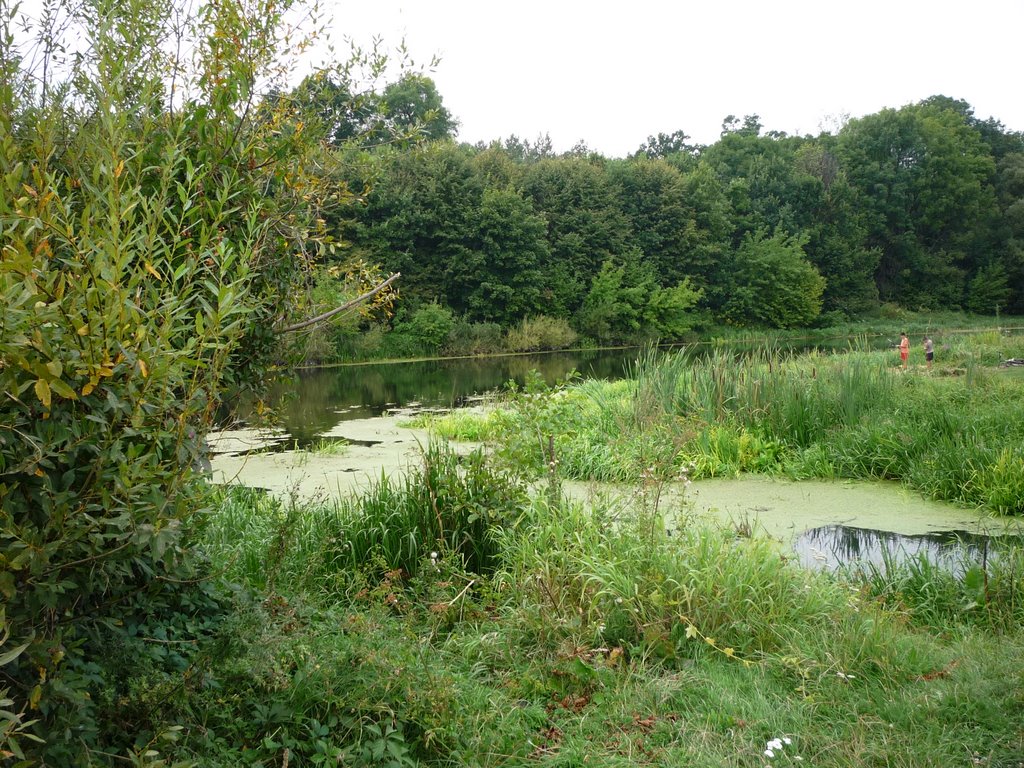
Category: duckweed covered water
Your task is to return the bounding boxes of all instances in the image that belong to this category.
[211,412,1019,571]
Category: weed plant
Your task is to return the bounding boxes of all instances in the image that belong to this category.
[850,543,1024,632]
[401,409,504,442]
[204,445,528,594]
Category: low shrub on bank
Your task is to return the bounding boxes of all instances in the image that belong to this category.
[504,315,579,352]
[204,445,528,594]
[443,319,505,356]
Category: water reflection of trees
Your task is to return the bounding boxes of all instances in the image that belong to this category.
[271,349,640,440]
[793,525,1017,573]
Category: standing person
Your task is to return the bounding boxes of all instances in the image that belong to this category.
[899,332,909,370]
[923,335,934,371]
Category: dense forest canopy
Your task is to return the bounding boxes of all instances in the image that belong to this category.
[317,83,1024,340]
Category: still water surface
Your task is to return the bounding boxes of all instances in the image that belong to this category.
[274,348,639,440]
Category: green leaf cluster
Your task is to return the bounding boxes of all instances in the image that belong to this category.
[0,0,360,758]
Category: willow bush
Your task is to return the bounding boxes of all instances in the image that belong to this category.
[0,0,395,759]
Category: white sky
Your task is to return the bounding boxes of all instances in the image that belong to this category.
[10,0,1021,157]
[318,0,1024,157]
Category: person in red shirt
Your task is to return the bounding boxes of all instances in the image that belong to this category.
[899,332,909,370]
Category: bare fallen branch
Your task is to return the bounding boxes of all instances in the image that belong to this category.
[275,272,400,334]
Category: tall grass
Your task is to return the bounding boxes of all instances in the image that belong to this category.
[492,489,941,686]
[474,341,1024,513]
[851,543,1024,632]
[203,445,528,594]
[171,445,1024,767]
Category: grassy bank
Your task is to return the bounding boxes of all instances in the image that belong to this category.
[91,447,1024,766]
[413,330,1024,514]
[304,306,1022,366]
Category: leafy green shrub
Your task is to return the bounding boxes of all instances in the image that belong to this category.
[393,301,455,355]
[718,231,825,328]
[0,0,384,758]
[443,319,504,356]
[505,315,578,352]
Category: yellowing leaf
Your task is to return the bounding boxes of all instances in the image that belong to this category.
[144,261,162,280]
[29,684,42,709]
[77,324,90,336]
[114,159,124,178]
[704,637,716,646]
[34,378,51,409]
[138,359,148,378]
[685,624,698,639]
[46,360,63,378]
[49,378,77,400]
[723,647,735,657]
[81,382,95,397]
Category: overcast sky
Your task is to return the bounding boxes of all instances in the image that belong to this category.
[320,0,1024,157]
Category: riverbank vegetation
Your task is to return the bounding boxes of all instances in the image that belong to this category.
[9,447,1018,765]
[415,331,1024,515]
[0,0,405,759]
[3,0,1024,763]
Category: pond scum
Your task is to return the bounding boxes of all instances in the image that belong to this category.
[46,337,1020,766]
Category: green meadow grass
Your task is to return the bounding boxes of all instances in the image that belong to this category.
[170,456,1024,766]
[124,335,1024,765]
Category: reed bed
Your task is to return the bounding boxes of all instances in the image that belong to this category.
[468,341,1024,513]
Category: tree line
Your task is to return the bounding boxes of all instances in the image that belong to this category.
[307,80,1024,346]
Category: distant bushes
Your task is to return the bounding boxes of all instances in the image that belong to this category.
[315,310,581,362]
[445,318,505,356]
[504,316,578,352]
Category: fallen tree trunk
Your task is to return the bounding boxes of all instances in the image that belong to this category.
[275,272,400,334]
